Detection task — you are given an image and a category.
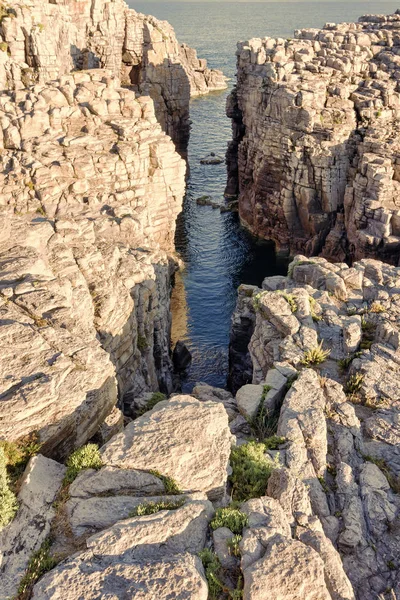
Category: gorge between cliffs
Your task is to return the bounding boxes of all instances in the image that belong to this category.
[2,2,400,600]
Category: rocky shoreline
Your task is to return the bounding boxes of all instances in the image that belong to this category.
[1,4,400,600]
[227,11,400,263]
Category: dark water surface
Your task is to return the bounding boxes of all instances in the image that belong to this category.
[132,1,400,390]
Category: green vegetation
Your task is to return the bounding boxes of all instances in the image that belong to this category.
[0,447,18,529]
[198,549,224,600]
[210,506,248,535]
[64,444,103,484]
[136,392,166,416]
[35,205,46,217]
[148,470,182,495]
[300,342,330,367]
[227,534,242,557]
[230,441,277,501]
[318,476,330,494]
[17,538,58,599]
[137,334,148,351]
[129,498,185,517]
[0,41,8,53]
[277,291,298,313]
[345,373,364,396]
[369,301,386,314]
[287,259,315,278]
[0,433,42,484]
[263,435,286,450]
[387,560,396,571]
[250,401,280,441]
[309,296,322,322]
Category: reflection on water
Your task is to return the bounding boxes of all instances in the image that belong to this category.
[171,90,288,392]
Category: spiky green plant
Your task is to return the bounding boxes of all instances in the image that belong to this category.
[300,342,330,367]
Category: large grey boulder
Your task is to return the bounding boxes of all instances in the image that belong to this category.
[101,395,232,500]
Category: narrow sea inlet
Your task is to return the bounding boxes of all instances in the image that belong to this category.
[133,0,399,391]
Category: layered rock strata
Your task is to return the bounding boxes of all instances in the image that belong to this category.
[227,11,400,262]
[229,255,400,598]
[0,0,226,152]
[0,68,186,457]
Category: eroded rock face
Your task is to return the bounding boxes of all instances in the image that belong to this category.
[227,11,400,262]
[0,0,226,152]
[0,69,186,457]
[230,255,400,599]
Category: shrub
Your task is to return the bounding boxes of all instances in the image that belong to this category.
[300,342,330,367]
[136,392,166,416]
[263,435,285,450]
[129,498,185,517]
[0,447,18,529]
[210,506,248,535]
[198,549,224,600]
[17,538,58,598]
[64,444,103,484]
[148,469,181,494]
[230,441,277,501]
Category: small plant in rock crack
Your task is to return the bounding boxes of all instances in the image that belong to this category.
[63,443,103,484]
[136,392,166,416]
[309,296,322,322]
[345,373,364,397]
[300,342,330,367]
[370,302,386,314]
[250,400,280,442]
[17,538,58,599]
[148,470,182,495]
[227,534,242,557]
[198,549,224,600]
[129,498,185,517]
[211,506,248,535]
[230,441,278,501]
[277,291,298,313]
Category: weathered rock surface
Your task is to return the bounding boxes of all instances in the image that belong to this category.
[0,69,186,457]
[230,255,400,599]
[101,395,232,501]
[0,454,66,600]
[0,0,226,152]
[227,11,400,263]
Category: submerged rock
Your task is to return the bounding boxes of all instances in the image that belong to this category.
[200,153,224,165]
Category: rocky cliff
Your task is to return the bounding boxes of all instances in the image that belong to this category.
[227,11,400,263]
[0,0,226,152]
[228,255,400,599]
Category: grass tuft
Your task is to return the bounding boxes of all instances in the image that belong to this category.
[63,444,103,484]
[345,373,364,397]
[300,341,330,367]
[129,498,185,517]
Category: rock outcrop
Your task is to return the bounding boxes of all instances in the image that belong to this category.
[0,68,185,457]
[227,11,400,263]
[229,255,400,598]
[0,0,226,152]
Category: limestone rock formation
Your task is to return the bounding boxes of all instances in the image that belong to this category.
[0,0,226,152]
[227,11,400,263]
[0,68,186,457]
[229,255,400,598]
[101,395,232,501]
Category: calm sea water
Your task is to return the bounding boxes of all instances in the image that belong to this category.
[131,1,400,390]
